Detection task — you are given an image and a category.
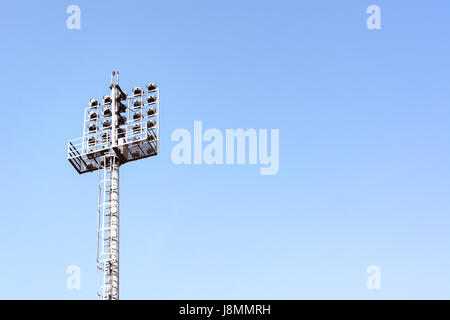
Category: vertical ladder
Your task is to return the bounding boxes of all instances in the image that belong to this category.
[97,154,120,300]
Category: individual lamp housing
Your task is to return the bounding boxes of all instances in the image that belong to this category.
[88,124,98,132]
[119,91,127,101]
[103,107,112,117]
[88,111,98,120]
[101,132,110,142]
[103,95,112,105]
[131,150,140,158]
[118,116,126,126]
[87,136,97,146]
[132,124,141,134]
[147,95,156,104]
[147,120,156,128]
[102,119,111,128]
[117,128,126,138]
[132,87,143,95]
[146,83,157,91]
[147,107,156,116]
[118,102,126,113]
[133,100,142,107]
[133,112,142,120]
[89,98,99,107]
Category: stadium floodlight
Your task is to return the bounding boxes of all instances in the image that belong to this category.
[103,107,112,117]
[133,112,142,120]
[67,72,159,300]
[132,123,141,134]
[87,136,97,146]
[118,116,126,126]
[118,102,126,113]
[101,132,110,142]
[88,123,98,132]
[146,83,157,91]
[131,149,140,158]
[119,90,127,101]
[147,95,156,104]
[89,98,99,107]
[117,127,126,138]
[102,119,111,128]
[132,87,143,95]
[88,111,98,120]
[103,95,112,105]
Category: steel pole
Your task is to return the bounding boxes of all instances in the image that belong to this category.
[108,158,120,299]
[97,80,121,300]
[108,82,120,299]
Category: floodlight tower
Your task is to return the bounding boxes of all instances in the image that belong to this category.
[67,72,159,300]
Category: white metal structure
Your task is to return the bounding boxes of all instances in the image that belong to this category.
[97,154,120,299]
[67,72,159,300]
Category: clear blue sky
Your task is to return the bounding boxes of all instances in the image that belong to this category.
[0,0,449,299]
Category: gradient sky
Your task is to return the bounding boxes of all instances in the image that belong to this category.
[0,0,449,299]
